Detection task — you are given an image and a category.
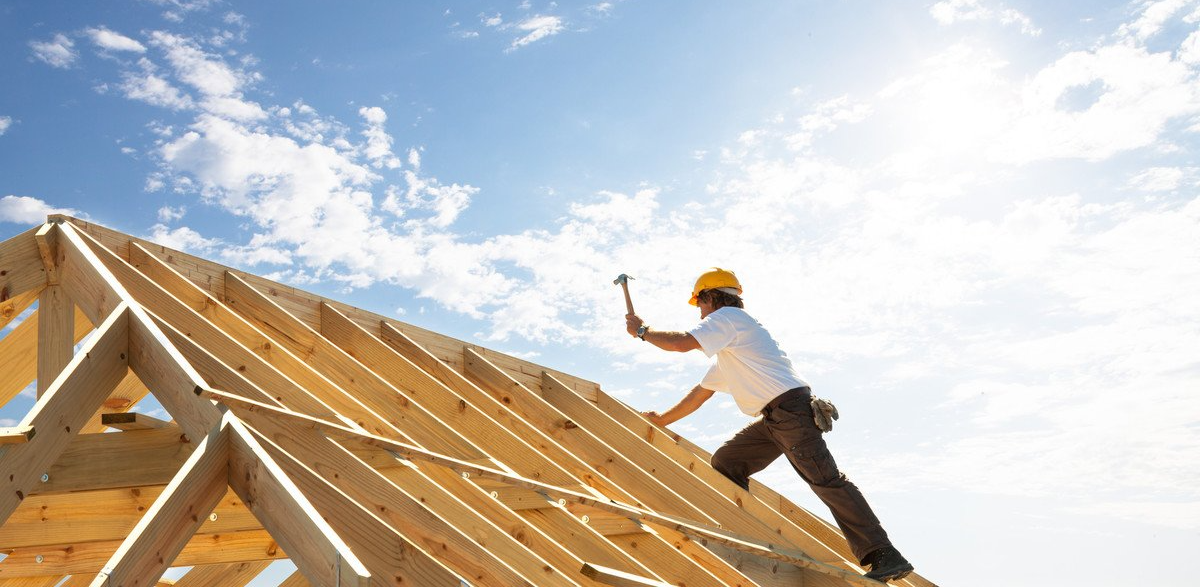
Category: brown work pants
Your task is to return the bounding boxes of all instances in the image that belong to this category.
[710,388,891,564]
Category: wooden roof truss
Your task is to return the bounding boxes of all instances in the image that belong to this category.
[0,217,935,586]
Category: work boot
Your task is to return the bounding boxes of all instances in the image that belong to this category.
[862,546,914,583]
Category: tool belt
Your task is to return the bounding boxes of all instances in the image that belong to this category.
[762,386,840,433]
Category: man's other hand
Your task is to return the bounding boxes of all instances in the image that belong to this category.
[642,410,668,426]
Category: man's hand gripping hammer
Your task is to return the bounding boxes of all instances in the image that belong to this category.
[613,273,635,315]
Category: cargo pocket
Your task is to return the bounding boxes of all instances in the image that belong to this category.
[786,436,842,486]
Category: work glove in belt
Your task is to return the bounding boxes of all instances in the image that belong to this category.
[811,396,839,432]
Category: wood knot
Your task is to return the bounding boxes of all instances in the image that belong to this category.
[562,420,577,430]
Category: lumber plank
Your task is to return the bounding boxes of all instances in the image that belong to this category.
[100,412,173,431]
[0,226,49,307]
[82,369,151,433]
[377,327,747,586]
[35,427,194,495]
[92,418,231,587]
[223,272,483,460]
[237,424,472,587]
[57,224,128,327]
[76,235,340,423]
[464,348,720,524]
[0,529,287,578]
[0,576,64,587]
[203,388,885,587]
[0,486,259,549]
[0,305,91,407]
[0,426,35,445]
[592,389,939,586]
[34,222,60,285]
[127,305,223,441]
[226,417,372,587]
[242,411,563,587]
[171,561,271,587]
[0,304,129,526]
[543,374,857,574]
[36,285,74,397]
[0,285,41,331]
[314,304,659,582]
[580,563,674,587]
[321,303,582,487]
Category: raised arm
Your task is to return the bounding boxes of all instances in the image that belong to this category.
[625,313,702,352]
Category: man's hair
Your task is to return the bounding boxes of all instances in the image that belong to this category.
[698,288,744,309]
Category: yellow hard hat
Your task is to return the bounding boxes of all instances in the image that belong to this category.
[689,268,742,306]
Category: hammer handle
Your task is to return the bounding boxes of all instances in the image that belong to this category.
[620,282,635,315]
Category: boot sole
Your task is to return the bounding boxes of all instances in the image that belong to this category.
[865,564,914,583]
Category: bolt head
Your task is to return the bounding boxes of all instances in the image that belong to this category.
[40,473,49,483]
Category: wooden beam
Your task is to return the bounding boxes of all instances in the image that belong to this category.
[225,417,371,587]
[34,222,61,285]
[0,575,64,587]
[35,426,193,496]
[0,426,35,445]
[0,529,286,578]
[0,304,91,406]
[241,412,554,586]
[0,286,42,331]
[170,561,271,587]
[56,223,129,327]
[36,285,74,397]
[201,388,881,587]
[1,485,260,550]
[463,348,719,523]
[0,304,129,526]
[320,302,581,488]
[580,563,674,587]
[542,373,856,572]
[0,226,51,308]
[82,369,152,433]
[376,328,744,587]
[223,272,483,460]
[126,305,222,442]
[91,416,231,587]
[100,412,173,431]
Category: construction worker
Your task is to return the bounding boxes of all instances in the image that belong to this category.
[624,268,914,583]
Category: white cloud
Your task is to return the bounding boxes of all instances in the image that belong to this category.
[1119,0,1195,41]
[1128,166,1189,191]
[157,205,186,222]
[0,116,11,136]
[359,106,401,169]
[30,34,79,68]
[0,196,78,224]
[509,15,565,51]
[930,0,1041,36]
[482,13,503,27]
[995,43,1200,162]
[86,27,147,53]
[120,59,194,110]
[147,223,220,254]
[149,31,254,97]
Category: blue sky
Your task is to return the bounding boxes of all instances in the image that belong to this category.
[3,1,1200,585]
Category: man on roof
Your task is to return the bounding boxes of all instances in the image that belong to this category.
[625,267,914,583]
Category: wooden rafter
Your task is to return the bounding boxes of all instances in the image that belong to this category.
[0,217,942,587]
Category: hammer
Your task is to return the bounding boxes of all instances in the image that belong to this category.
[613,274,635,315]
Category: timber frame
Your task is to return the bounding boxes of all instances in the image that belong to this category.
[0,216,936,587]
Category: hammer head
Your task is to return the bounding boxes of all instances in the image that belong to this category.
[613,274,634,286]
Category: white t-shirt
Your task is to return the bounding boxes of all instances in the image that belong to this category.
[687,306,809,416]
